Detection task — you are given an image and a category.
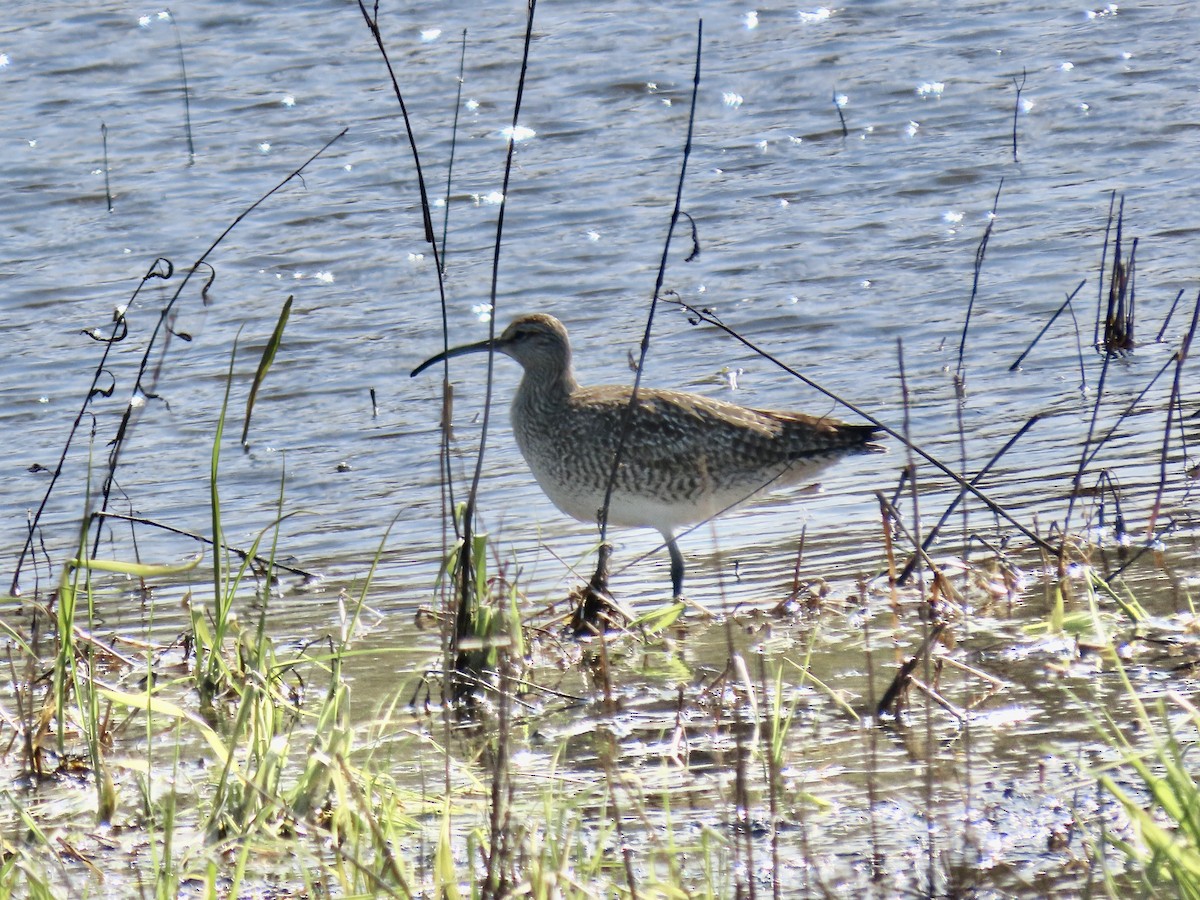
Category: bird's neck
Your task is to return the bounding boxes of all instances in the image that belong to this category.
[514,363,578,413]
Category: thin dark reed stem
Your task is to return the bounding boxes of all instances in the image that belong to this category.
[596,21,702,565]
[356,2,456,531]
[896,414,1039,585]
[1082,355,1176,470]
[166,10,195,165]
[440,30,468,274]
[1062,332,1116,557]
[468,1,536,524]
[92,510,315,578]
[1101,196,1128,352]
[446,1,536,663]
[1011,68,1025,163]
[1156,288,1185,343]
[832,88,848,138]
[1009,279,1086,371]
[101,124,112,212]
[757,652,782,900]
[1094,191,1117,348]
[85,130,346,563]
[956,179,1004,379]
[858,579,885,889]
[1148,290,1200,533]
[1065,288,1089,392]
[483,653,513,897]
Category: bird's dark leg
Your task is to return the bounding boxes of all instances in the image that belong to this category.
[663,531,686,599]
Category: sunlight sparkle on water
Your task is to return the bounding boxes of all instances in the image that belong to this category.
[917,81,945,98]
[743,10,758,29]
[473,304,493,323]
[420,28,441,42]
[722,92,744,108]
[905,120,920,137]
[282,95,295,107]
[798,7,834,24]
[0,54,9,68]
[258,142,271,153]
[500,125,536,142]
[473,191,505,206]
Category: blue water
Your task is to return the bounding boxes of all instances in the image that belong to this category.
[3,0,1200,893]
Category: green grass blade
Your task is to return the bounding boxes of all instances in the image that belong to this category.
[241,295,292,448]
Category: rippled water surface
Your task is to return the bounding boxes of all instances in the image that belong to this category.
[3,0,1200,894]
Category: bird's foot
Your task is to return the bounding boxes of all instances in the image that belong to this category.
[568,579,631,636]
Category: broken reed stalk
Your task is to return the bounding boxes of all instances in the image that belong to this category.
[956,179,1004,382]
[876,623,947,719]
[1009,279,1086,371]
[674,298,1058,556]
[1147,289,1200,535]
[1101,194,1137,353]
[588,19,702,626]
[1103,234,1137,354]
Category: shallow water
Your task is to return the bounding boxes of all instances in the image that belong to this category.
[2,0,1200,894]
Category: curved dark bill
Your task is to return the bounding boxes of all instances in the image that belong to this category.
[410,338,496,377]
